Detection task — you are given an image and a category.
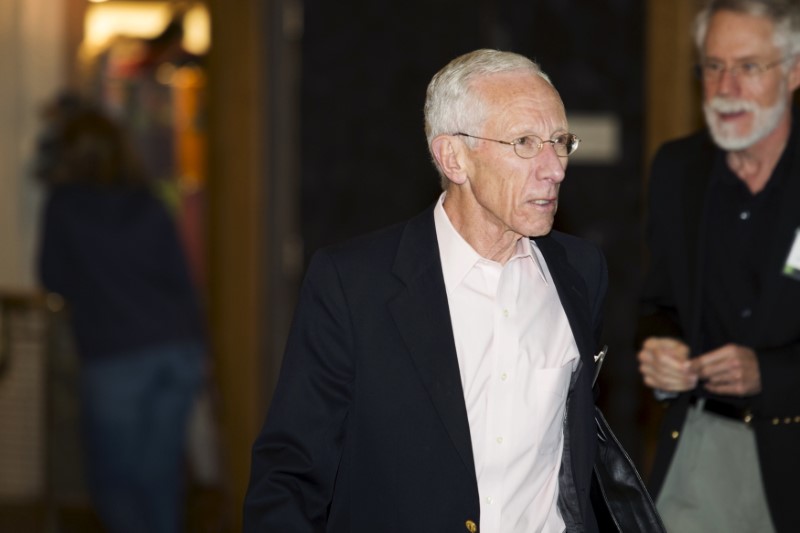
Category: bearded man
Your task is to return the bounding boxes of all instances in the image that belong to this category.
[636,1,800,532]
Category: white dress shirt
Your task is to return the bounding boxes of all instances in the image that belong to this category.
[434,193,578,533]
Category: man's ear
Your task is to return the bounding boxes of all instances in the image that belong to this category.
[431,135,468,185]
[788,57,800,92]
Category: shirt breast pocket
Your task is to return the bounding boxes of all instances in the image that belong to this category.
[525,361,573,456]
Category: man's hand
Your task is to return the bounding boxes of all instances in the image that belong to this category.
[689,343,761,396]
[638,337,697,392]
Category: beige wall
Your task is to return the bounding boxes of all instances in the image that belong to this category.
[0,0,68,291]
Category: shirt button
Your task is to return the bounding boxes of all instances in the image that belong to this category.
[500,373,508,381]
[502,309,509,318]
[486,496,493,504]
[496,437,504,444]
[741,308,752,318]
[739,210,750,220]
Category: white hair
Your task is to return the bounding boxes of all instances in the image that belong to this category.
[423,49,554,187]
[693,0,800,57]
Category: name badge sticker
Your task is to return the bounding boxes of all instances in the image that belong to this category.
[783,228,800,281]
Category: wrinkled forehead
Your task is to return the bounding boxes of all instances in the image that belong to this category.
[474,72,567,130]
[473,70,560,100]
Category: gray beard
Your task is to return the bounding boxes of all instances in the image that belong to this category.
[704,90,787,151]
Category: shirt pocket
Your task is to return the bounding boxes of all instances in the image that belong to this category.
[524,362,573,456]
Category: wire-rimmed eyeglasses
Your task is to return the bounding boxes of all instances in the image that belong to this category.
[454,132,580,158]
[697,56,791,82]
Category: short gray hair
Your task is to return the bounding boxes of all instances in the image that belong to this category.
[423,49,553,187]
[693,0,800,57]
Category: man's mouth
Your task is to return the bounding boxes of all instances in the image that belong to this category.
[530,198,557,207]
[717,110,749,121]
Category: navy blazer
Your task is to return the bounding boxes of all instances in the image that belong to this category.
[244,205,608,532]
[638,127,800,533]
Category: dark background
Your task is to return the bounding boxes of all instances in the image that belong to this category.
[300,0,651,465]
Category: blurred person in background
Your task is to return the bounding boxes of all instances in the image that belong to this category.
[34,92,207,533]
[636,1,800,531]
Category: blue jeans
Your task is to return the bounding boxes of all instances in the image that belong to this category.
[80,341,206,533]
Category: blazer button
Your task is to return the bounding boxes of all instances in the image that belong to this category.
[671,430,679,439]
[465,519,477,532]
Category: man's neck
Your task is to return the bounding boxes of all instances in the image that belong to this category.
[442,191,523,265]
[726,111,792,194]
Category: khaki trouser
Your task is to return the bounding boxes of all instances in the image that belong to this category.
[657,400,775,533]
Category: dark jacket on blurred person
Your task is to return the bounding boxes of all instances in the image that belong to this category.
[36,97,204,355]
[39,182,204,358]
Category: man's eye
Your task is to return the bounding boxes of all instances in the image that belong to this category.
[516,136,538,147]
[740,62,760,75]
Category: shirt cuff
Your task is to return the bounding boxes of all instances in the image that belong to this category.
[654,389,678,401]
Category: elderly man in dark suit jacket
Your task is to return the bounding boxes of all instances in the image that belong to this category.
[637,1,800,532]
[244,49,608,533]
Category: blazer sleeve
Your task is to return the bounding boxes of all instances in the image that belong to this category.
[635,143,686,348]
[243,249,355,532]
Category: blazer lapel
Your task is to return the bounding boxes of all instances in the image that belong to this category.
[387,208,476,478]
[534,235,595,368]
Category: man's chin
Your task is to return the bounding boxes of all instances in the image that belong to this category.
[709,130,756,151]
[526,221,555,238]
[708,118,759,150]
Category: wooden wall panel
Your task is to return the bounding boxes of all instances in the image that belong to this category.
[205,0,268,527]
[645,0,704,168]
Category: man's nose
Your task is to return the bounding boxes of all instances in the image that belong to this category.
[535,143,566,183]
[713,66,741,97]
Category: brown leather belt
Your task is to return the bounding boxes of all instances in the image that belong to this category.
[689,396,753,424]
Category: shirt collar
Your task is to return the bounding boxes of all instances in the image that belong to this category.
[433,192,547,292]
